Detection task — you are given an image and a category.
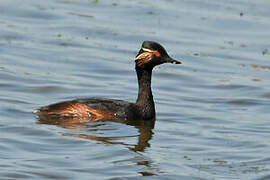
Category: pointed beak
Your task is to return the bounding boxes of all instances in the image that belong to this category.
[163,56,181,64]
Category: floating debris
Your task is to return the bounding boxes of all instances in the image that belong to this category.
[251,64,258,69]
[193,52,199,56]
[68,12,94,18]
[184,155,191,160]
[200,17,207,20]
[225,41,234,46]
[252,79,261,82]
[240,12,244,16]
[251,64,270,70]
[213,159,228,165]
[241,64,270,70]
[219,46,227,49]
[262,48,268,55]
[239,44,247,48]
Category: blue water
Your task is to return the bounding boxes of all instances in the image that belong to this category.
[0,0,270,179]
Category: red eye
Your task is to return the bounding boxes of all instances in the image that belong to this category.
[155,52,161,57]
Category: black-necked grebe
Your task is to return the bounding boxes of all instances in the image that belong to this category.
[36,41,181,122]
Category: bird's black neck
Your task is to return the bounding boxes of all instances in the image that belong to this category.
[135,66,155,120]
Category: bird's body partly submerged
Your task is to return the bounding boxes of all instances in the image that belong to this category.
[36,41,181,122]
[38,98,139,121]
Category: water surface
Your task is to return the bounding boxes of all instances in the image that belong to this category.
[0,0,270,179]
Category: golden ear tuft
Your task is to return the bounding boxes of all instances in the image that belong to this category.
[134,51,154,66]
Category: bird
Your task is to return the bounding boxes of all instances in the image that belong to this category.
[36,41,181,123]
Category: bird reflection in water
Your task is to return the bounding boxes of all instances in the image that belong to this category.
[37,116,157,176]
